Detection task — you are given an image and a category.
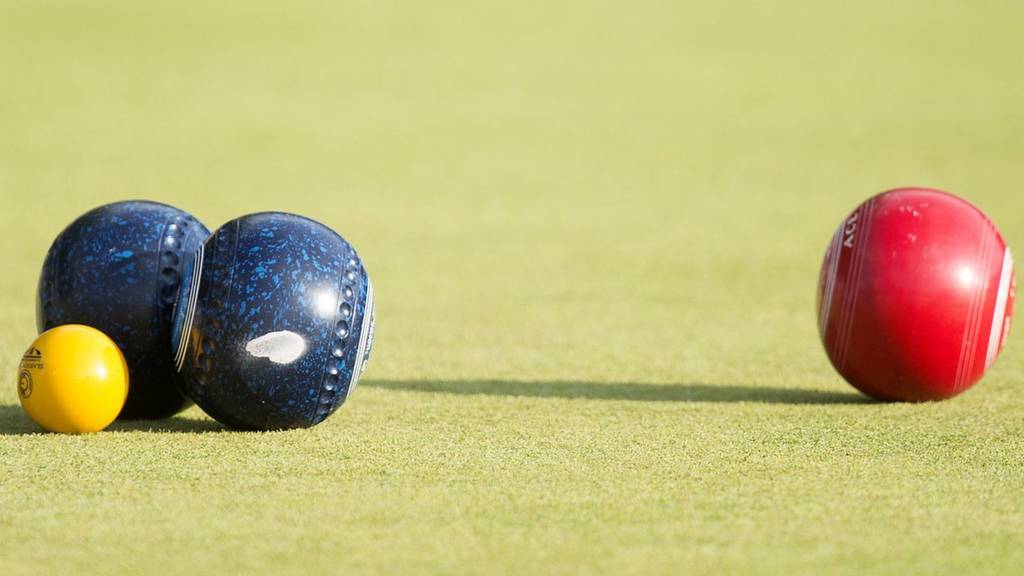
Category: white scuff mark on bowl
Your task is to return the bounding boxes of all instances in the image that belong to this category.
[246,331,307,364]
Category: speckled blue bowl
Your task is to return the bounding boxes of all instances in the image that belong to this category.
[37,200,211,419]
[171,212,375,430]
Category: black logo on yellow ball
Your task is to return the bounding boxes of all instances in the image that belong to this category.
[20,347,43,371]
[18,370,33,399]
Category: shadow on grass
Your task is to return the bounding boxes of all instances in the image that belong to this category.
[363,379,870,405]
[108,416,224,434]
[0,380,868,434]
[0,404,224,436]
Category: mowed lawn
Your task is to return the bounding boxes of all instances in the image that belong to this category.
[2,2,1024,574]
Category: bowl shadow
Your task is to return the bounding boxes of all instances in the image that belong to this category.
[0,404,224,436]
[0,380,869,435]
[363,379,870,405]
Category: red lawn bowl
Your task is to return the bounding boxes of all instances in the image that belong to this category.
[818,188,1016,401]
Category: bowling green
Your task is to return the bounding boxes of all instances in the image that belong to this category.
[1,2,1023,575]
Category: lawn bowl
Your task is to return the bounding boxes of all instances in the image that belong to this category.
[37,200,210,418]
[818,188,1015,401]
[172,212,375,430]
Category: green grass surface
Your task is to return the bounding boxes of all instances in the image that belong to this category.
[2,1,1024,574]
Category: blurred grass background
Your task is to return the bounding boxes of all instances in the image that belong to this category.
[1,1,1023,574]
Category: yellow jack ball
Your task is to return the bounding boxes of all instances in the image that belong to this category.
[17,325,129,433]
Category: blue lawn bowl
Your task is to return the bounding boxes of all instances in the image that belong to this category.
[171,212,375,430]
[37,200,211,419]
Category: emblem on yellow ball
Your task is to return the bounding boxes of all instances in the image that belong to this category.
[18,370,33,399]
